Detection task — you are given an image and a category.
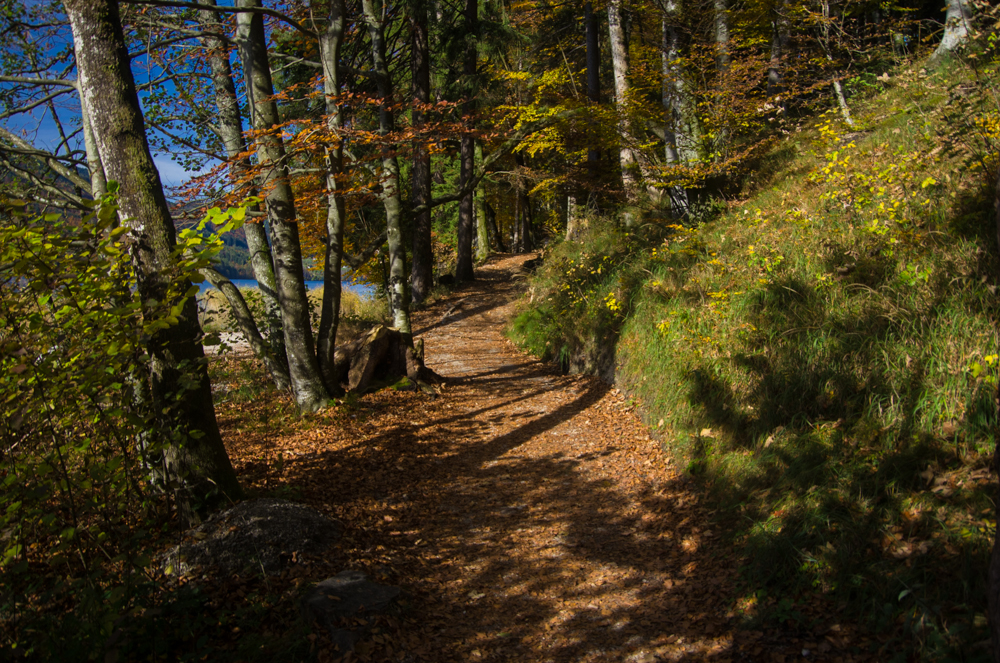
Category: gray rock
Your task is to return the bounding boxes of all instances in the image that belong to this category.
[301,570,404,652]
[162,498,340,576]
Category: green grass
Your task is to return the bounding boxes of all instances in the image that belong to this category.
[508,60,999,661]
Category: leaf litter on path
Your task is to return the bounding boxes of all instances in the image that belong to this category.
[216,253,874,663]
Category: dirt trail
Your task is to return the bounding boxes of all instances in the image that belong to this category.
[226,253,865,662]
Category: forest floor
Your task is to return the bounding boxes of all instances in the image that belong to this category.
[215,253,877,663]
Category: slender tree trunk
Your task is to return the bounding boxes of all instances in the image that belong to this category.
[608,0,640,204]
[455,0,478,282]
[475,144,489,261]
[79,109,106,198]
[201,268,287,385]
[410,0,434,304]
[767,0,789,103]
[361,0,412,336]
[585,1,600,166]
[990,161,1000,663]
[315,0,349,392]
[566,191,582,240]
[66,0,241,505]
[514,152,533,252]
[820,0,854,127]
[236,0,329,411]
[714,0,730,71]
[661,5,690,218]
[485,199,505,252]
[197,1,289,392]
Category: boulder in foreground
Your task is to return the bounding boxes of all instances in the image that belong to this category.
[162,498,341,576]
[301,570,405,652]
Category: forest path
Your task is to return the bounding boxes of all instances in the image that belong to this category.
[227,253,862,662]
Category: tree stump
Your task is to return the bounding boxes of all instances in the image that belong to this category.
[331,325,444,394]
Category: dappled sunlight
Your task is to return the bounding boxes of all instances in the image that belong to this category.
[218,254,872,662]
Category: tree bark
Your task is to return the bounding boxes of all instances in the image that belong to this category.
[201,267,288,386]
[236,0,329,411]
[197,0,289,392]
[66,0,242,505]
[661,4,690,218]
[767,0,789,102]
[585,1,600,166]
[485,198,505,252]
[475,144,489,261]
[410,0,434,304]
[455,0,478,282]
[714,0,730,72]
[79,108,106,198]
[315,0,349,392]
[990,162,1000,663]
[608,0,640,205]
[361,0,412,336]
[514,151,533,252]
[933,0,972,60]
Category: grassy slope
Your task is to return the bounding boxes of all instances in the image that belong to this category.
[510,63,998,660]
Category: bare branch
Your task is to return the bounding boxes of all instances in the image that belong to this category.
[0,125,92,192]
[122,0,315,37]
[0,75,77,87]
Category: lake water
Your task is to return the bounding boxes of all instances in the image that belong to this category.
[197,279,376,298]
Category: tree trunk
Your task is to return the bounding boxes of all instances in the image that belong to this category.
[485,199,505,252]
[714,0,730,72]
[990,162,1000,663]
[235,0,329,411]
[475,144,490,261]
[361,0,412,336]
[661,4,690,218]
[514,152,533,252]
[66,0,242,505]
[455,0,478,282]
[201,268,288,386]
[566,191,583,241]
[820,0,854,127]
[933,0,972,59]
[197,1,289,392]
[79,109,106,198]
[585,1,600,166]
[767,0,789,103]
[608,0,640,204]
[410,0,434,304]
[315,0,349,393]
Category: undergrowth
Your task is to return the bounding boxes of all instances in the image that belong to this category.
[508,59,999,661]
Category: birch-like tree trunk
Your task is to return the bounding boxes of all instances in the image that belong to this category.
[714,0,730,71]
[661,4,690,217]
[410,0,434,304]
[455,0,478,282]
[236,0,329,411]
[934,0,972,59]
[361,0,412,336]
[66,0,242,505]
[197,1,290,392]
[475,143,490,261]
[819,0,854,127]
[608,0,640,204]
[585,0,600,166]
[315,0,349,391]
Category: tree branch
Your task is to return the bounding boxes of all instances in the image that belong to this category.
[122,0,315,37]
